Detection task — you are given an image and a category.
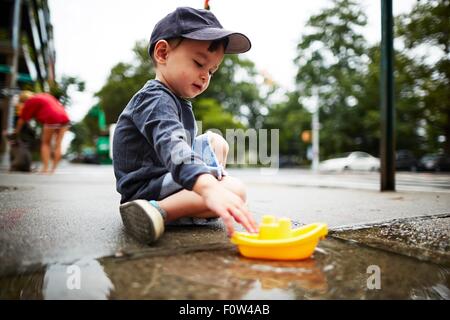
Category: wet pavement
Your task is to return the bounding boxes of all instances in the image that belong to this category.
[331,214,450,267]
[1,164,450,299]
[1,234,449,299]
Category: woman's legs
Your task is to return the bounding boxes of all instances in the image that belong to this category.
[40,126,55,173]
[50,126,68,173]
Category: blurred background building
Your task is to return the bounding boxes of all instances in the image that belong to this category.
[0,0,56,155]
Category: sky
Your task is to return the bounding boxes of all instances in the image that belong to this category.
[48,0,417,123]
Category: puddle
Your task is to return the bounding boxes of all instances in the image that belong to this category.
[241,282,296,299]
[331,214,450,267]
[0,258,114,299]
[43,258,114,299]
[0,238,448,299]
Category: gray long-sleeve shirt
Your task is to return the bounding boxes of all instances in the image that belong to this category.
[113,79,211,203]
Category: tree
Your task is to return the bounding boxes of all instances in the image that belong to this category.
[264,92,311,161]
[397,0,450,155]
[68,121,91,154]
[49,75,85,106]
[96,40,155,124]
[293,0,369,159]
[193,98,244,134]
[355,46,429,157]
[290,0,442,161]
[195,55,275,128]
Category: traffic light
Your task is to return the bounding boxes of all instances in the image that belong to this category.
[301,130,312,143]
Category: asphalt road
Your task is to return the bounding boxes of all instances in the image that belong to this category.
[232,167,450,192]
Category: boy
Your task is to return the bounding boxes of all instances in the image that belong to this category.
[113,7,258,244]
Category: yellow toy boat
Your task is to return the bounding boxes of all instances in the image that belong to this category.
[231,215,328,260]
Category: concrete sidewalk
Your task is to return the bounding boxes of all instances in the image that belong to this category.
[1,164,449,272]
[0,164,449,299]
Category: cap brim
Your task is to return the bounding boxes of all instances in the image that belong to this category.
[181,28,251,54]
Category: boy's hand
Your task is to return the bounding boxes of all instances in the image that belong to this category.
[194,174,258,236]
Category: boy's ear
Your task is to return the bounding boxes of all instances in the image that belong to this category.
[154,40,170,65]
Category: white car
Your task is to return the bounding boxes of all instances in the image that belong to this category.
[319,151,380,172]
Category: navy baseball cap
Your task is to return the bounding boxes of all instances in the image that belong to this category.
[148,7,251,57]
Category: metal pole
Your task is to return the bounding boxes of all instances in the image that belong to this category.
[312,108,319,172]
[380,0,395,191]
[7,0,23,134]
[1,0,22,168]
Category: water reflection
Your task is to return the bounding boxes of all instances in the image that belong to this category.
[0,258,114,300]
[241,282,295,299]
[231,258,328,299]
[98,248,329,299]
[409,269,450,300]
[43,258,114,300]
[1,239,449,299]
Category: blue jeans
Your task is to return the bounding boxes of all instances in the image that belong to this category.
[158,133,224,200]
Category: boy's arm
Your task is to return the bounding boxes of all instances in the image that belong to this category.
[133,94,211,189]
[193,173,258,236]
[134,93,257,235]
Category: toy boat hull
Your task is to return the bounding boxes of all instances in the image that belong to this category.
[231,223,328,261]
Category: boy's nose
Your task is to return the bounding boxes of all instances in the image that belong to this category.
[200,70,210,81]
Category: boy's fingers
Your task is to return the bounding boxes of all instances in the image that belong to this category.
[230,206,257,234]
[238,206,258,233]
[245,208,258,231]
[241,206,259,233]
[219,210,235,236]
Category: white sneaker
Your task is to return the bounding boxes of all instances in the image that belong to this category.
[119,200,165,244]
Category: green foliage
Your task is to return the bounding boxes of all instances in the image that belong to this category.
[193,55,275,128]
[193,98,244,134]
[397,0,450,155]
[285,0,449,161]
[397,0,449,52]
[68,122,92,154]
[291,0,370,159]
[96,40,156,124]
[50,75,85,106]
[356,47,429,156]
[68,104,107,155]
[264,92,311,158]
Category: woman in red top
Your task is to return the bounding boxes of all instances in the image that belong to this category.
[15,91,70,174]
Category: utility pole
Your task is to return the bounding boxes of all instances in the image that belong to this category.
[7,0,22,134]
[312,108,320,172]
[303,94,320,172]
[1,0,22,168]
[380,0,396,191]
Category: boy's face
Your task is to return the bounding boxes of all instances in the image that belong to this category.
[155,39,224,99]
